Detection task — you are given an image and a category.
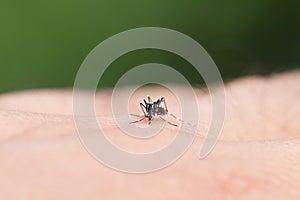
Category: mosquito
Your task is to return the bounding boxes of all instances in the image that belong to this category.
[129,96,179,127]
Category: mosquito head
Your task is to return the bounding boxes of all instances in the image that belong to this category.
[147,114,153,120]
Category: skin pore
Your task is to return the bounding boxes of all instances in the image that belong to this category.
[0,70,299,199]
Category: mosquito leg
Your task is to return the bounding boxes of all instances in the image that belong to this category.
[140,103,147,116]
[130,113,145,118]
[147,95,152,102]
[169,113,184,123]
[170,113,178,120]
[159,116,178,127]
[162,97,169,112]
[167,121,178,127]
[129,117,146,124]
[163,98,183,123]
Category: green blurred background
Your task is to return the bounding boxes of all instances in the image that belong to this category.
[1,0,299,93]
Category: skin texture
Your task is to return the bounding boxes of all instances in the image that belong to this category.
[0,70,299,199]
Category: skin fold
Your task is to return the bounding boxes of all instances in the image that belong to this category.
[0,70,299,199]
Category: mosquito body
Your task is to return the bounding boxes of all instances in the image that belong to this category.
[130,96,178,127]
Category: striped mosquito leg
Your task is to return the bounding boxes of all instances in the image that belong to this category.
[169,113,197,128]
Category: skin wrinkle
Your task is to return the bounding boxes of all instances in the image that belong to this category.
[0,109,206,143]
[226,71,300,141]
[0,70,299,199]
[0,108,209,141]
[2,135,299,199]
[0,109,73,141]
[0,70,299,142]
[205,139,300,198]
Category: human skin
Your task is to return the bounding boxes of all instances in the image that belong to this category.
[0,70,299,199]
